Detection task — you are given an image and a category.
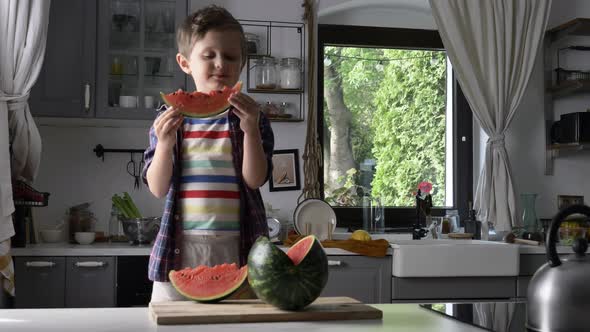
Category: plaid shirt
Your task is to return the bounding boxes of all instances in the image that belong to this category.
[142,107,274,282]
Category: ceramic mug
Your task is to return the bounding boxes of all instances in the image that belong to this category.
[119,95,138,108]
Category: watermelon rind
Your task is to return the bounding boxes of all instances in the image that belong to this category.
[168,263,248,303]
[247,235,328,311]
[160,81,242,118]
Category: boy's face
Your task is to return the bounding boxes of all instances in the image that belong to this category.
[177,29,243,93]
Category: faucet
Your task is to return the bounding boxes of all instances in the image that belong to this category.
[412,222,428,240]
[427,219,439,239]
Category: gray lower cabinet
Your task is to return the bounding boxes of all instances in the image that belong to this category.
[14,257,66,308]
[65,257,116,307]
[14,256,115,308]
[320,255,392,304]
[392,276,516,301]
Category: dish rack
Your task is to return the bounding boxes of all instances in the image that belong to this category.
[12,180,50,207]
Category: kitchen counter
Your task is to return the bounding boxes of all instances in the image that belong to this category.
[516,243,582,254]
[0,303,483,332]
[13,238,579,257]
[10,243,391,256]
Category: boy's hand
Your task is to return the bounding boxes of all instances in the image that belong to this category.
[154,107,183,150]
[228,92,260,135]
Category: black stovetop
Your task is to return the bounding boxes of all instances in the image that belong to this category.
[420,301,528,332]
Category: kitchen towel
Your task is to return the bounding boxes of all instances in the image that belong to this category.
[0,240,14,297]
[284,235,390,257]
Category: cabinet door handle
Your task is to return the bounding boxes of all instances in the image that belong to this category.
[84,82,90,111]
[25,261,56,268]
[328,260,342,266]
[75,261,106,268]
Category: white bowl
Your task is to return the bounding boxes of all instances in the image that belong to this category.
[40,229,63,243]
[74,232,96,245]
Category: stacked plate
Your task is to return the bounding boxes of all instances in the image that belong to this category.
[293,199,337,241]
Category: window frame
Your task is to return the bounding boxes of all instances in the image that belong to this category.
[317,24,473,229]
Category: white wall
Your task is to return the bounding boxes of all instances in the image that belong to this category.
[318,0,434,29]
[33,0,309,233]
[505,0,590,219]
[34,0,586,233]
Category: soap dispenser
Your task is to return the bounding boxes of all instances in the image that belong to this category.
[464,201,482,239]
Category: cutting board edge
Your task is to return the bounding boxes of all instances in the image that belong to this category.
[152,307,383,325]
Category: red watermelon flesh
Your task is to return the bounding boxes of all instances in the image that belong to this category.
[286,235,316,266]
[160,81,243,118]
[168,263,247,302]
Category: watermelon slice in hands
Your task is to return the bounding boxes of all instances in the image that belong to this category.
[160,81,243,118]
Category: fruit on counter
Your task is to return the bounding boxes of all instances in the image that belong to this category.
[350,229,372,241]
[247,235,328,311]
[111,192,142,219]
[169,263,248,303]
[160,81,243,118]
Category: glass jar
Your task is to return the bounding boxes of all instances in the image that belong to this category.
[254,56,277,90]
[279,57,301,89]
[521,193,540,233]
[244,32,260,54]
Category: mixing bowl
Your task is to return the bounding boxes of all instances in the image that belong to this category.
[41,229,63,243]
[119,217,160,245]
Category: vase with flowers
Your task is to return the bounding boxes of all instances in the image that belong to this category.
[415,181,433,228]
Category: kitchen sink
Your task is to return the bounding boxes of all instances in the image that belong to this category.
[389,239,520,277]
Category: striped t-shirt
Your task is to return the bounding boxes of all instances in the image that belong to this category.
[179,110,240,235]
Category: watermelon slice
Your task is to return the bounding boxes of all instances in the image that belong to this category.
[169,263,248,303]
[160,81,243,118]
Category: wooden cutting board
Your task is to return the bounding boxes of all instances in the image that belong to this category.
[149,296,382,325]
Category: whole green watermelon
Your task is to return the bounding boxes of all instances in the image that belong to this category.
[247,235,329,310]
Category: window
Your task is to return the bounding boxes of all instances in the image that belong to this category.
[318,25,473,229]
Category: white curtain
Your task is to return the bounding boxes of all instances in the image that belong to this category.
[0,0,51,298]
[429,0,551,232]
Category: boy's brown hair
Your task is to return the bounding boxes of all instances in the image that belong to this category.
[177,5,247,68]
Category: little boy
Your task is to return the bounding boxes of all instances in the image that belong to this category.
[142,5,274,302]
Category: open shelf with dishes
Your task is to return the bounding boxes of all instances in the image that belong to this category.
[239,19,305,122]
[544,18,590,175]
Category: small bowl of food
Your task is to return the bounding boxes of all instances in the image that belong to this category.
[74,231,96,245]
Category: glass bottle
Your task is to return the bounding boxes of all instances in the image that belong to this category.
[108,204,121,242]
[521,193,540,233]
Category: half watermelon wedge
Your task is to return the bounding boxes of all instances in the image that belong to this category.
[168,263,248,303]
[247,235,329,310]
[160,81,243,118]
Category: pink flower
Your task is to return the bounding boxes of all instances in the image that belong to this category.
[417,181,432,194]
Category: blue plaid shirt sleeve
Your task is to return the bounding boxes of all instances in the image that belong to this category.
[260,112,274,182]
[141,124,158,187]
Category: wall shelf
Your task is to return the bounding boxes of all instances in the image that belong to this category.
[548,80,590,98]
[239,19,305,122]
[544,18,590,175]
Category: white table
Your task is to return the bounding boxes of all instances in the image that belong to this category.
[0,303,484,332]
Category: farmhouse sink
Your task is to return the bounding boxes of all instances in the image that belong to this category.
[389,239,520,277]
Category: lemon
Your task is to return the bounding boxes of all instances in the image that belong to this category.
[350,230,371,241]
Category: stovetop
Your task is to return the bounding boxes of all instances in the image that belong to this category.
[420,301,528,332]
